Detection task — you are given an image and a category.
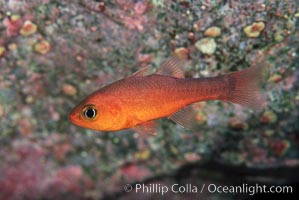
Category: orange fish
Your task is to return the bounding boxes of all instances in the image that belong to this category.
[69,57,264,135]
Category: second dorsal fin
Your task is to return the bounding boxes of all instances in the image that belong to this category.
[155,56,186,78]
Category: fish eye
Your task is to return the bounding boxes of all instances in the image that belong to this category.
[82,105,97,120]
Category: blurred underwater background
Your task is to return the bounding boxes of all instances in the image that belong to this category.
[0,0,299,199]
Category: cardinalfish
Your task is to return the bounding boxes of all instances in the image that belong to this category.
[69,57,264,135]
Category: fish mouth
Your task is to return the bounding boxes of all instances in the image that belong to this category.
[69,101,86,125]
[68,109,81,126]
[69,109,100,131]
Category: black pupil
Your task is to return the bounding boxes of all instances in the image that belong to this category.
[85,108,95,118]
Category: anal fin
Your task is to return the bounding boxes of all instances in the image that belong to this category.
[168,104,198,129]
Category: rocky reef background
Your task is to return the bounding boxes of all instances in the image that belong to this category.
[0,0,298,199]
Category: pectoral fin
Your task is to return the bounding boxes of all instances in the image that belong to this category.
[155,56,187,78]
[168,105,198,129]
[133,121,158,136]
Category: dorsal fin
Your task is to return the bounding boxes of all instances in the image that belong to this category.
[168,104,198,129]
[155,56,186,78]
[130,65,152,77]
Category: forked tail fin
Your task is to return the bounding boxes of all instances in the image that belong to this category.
[224,65,266,110]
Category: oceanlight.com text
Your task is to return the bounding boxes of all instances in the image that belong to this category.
[124,183,293,196]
